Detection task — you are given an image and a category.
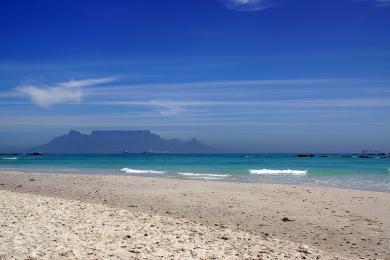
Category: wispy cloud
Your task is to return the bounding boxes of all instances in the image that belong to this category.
[355,0,390,7]
[8,77,389,117]
[57,77,117,88]
[2,113,389,128]
[84,78,359,96]
[149,100,186,116]
[376,0,390,6]
[16,77,117,108]
[219,0,272,11]
[220,0,390,11]
[83,98,390,108]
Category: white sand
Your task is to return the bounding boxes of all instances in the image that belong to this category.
[1,170,390,258]
[0,189,338,259]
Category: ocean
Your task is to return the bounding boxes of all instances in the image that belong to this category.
[1,154,389,192]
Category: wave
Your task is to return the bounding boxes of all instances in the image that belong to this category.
[2,157,18,160]
[120,168,165,174]
[177,172,228,179]
[249,169,307,176]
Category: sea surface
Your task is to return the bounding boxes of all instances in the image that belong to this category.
[1,154,390,192]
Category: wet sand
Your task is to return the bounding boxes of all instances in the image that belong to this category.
[1,170,389,259]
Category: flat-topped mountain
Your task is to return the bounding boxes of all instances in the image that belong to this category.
[33,130,212,154]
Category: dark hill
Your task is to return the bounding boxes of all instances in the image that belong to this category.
[33,130,212,154]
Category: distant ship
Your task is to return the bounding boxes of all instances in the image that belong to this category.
[358,150,388,158]
[122,148,170,155]
[361,149,386,155]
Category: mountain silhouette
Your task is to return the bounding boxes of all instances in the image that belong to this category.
[33,130,212,154]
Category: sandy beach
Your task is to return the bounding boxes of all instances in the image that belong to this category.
[1,170,389,259]
[0,189,334,259]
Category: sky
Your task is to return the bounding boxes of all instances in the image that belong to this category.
[0,0,389,153]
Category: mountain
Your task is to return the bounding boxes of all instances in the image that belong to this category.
[32,130,212,154]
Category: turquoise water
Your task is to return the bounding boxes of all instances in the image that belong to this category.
[1,154,390,192]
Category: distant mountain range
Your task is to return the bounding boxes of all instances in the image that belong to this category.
[32,130,213,154]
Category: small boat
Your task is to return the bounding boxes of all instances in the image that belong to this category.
[358,150,387,158]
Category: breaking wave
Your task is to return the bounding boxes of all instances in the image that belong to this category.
[249,169,307,176]
[2,157,18,160]
[120,168,165,174]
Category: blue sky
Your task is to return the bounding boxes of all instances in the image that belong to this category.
[0,0,389,152]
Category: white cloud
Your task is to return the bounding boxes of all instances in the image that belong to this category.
[17,77,117,108]
[17,86,83,108]
[219,0,272,11]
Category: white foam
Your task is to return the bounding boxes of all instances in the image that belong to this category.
[120,168,165,174]
[249,169,307,176]
[178,172,228,178]
[2,157,18,160]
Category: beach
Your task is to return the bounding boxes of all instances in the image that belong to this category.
[1,170,389,259]
[0,189,332,259]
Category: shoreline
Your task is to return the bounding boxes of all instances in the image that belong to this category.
[2,166,390,193]
[1,170,390,258]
